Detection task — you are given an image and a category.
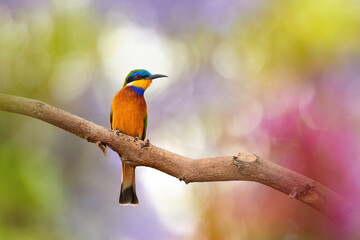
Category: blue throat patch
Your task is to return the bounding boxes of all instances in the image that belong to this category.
[130,86,145,96]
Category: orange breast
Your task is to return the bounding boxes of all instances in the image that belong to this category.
[111,86,147,138]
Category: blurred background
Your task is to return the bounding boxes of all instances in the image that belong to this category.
[1,0,360,239]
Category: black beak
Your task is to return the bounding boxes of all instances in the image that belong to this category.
[146,74,168,80]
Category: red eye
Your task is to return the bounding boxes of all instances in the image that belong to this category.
[135,74,140,79]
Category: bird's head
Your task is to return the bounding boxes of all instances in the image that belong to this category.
[123,69,167,90]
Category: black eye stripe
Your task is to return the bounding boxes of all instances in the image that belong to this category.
[125,72,150,85]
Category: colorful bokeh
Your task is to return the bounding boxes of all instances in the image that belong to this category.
[1,0,360,239]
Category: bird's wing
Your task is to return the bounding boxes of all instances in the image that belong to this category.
[141,114,147,140]
[110,107,113,130]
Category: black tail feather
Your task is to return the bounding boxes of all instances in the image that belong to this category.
[119,184,139,205]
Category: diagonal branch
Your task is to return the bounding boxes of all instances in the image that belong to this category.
[0,93,355,226]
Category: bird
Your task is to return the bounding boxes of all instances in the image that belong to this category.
[110,69,167,205]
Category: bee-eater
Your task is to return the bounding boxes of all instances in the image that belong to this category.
[110,69,167,205]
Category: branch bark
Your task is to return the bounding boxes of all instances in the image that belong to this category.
[0,93,355,227]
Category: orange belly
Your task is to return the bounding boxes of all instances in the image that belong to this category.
[111,86,147,139]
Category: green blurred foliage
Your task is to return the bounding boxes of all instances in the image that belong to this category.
[233,0,360,80]
[0,139,65,239]
[0,4,99,100]
[0,4,100,239]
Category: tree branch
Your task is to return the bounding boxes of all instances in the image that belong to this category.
[0,93,355,226]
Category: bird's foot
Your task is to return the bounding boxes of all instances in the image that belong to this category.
[133,136,139,142]
[115,130,120,136]
[140,139,150,148]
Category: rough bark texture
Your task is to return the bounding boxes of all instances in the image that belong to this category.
[0,93,355,227]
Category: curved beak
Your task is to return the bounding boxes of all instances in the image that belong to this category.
[146,74,168,80]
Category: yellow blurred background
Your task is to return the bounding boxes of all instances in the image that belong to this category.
[1,0,360,239]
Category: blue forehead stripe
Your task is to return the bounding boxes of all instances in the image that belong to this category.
[130,86,145,96]
[130,70,151,78]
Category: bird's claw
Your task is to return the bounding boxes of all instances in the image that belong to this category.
[140,139,150,148]
[115,130,120,136]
